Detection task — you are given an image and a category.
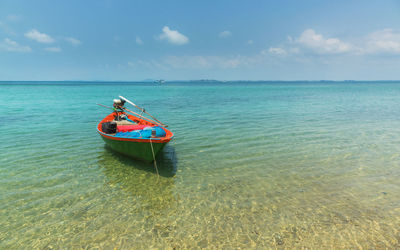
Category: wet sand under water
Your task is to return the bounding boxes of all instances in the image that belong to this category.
[0,81,400,248]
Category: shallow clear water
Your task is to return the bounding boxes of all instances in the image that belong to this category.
[1,81,400,248]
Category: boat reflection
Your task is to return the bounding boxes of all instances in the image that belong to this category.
[97,144,179,211]
[102,144,177,177]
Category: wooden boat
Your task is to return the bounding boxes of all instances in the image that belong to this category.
[97,96,173,163]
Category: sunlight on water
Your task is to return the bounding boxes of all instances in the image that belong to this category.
[0,81,400,248]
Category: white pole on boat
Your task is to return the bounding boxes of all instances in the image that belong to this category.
[119,95,166,127]
[97,103,165,127]
[119,95,142,112]
[123,107,166,127]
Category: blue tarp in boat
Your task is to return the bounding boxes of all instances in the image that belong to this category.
[115,126,166,138]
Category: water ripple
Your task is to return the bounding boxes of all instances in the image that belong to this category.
[1,82,400,248]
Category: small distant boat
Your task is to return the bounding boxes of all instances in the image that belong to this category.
[155,79,165,84]
[97,96,173,163]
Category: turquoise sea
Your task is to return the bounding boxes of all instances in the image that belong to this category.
[1,81,400,248]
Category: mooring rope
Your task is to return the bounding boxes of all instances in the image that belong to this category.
[149,138,159,179]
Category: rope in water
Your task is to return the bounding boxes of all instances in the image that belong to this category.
[149,138,159,179]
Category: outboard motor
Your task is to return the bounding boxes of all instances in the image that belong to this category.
[113,98,126,109]
[113,98,127,121]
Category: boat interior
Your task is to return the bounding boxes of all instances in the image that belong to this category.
[99,112,172,140]
[97,97,173,140]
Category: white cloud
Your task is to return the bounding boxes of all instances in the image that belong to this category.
[296,29,352,54]
[129,29,400,72]
[163,56,213,69]
[0,21,15,35]
[129,54,261,70]
[268,47,287,56]
[219,30,231,38]
[64,37,81,46]
[158,26,189,45]
[293,28,400,56]
[7,14,22,22]
[1,38,31,52]
[136,36,143,45]
[128,59,169,70]
[364,29,400,54]
[45,47,61,52]
[247,40,254,45]
[289,47,300,54]
[25,29,54,43]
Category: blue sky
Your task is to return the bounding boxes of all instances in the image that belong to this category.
[1,0,400,81]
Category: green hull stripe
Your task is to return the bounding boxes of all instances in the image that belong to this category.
[101,136,167,162]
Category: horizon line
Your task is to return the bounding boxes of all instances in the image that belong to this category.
[2,80,400,83]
